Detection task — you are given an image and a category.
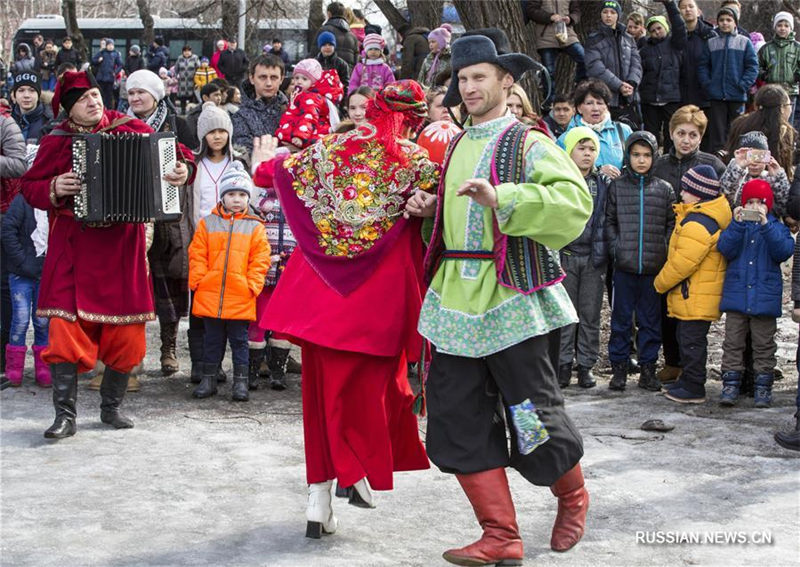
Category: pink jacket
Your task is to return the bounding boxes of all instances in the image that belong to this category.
[348,59,395,94]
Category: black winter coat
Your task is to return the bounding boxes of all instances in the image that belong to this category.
[584,23,642,108]
[638,0,687,104]
[399,27,430,80]
[218,48,249,86]
[124,55,145,75]
[653,148,726,202]
[55,47,83,67]
[147,46,170,73]
[316,53,350,93]
[606,170,675,275]
[680,19,717,108]
[564,170,611,268]
[1,194,45,279]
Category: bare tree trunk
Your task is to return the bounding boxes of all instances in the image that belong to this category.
[221,0,239,41]
[452,0,541,108]
[61,0,88,63]
[308,0,325,55]
[136,0,155,49]
[373,0,409,33]
[408,0,443,30]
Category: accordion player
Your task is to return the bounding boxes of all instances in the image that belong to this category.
[71,131,181,223]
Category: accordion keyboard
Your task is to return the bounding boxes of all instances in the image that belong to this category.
[158,137,180,216]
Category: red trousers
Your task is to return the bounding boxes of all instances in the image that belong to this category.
[302,343,430,489]
[43,318,146,374]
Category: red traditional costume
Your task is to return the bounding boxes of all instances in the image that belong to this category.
[259,80,438,538]
[22,71,194,439]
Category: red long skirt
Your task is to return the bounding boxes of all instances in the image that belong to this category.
[302,342,430,489]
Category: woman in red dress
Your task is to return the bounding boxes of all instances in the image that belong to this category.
[251,80,438,538]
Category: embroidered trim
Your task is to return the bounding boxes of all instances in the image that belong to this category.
[67,120,94,133]
[37,308,77,321]
[77,309,156,324]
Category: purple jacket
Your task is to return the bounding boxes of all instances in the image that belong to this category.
[348,60,395,94]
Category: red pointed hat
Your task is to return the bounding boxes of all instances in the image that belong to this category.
[52,70,100,116]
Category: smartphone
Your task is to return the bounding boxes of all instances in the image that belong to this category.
[746,149,770,164]
[740,209,762,222]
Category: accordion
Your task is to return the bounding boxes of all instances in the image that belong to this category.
[71,131,181,223]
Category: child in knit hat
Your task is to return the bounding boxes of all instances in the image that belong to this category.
[716,178,794,409]
[276,58,343,149]
[348,33,395,95]
[316,31,351,93]
[654,165,732,404]
[418,24,452,88]
[188,160,270,402]
[758,11,800,120]
[719,130,791,217]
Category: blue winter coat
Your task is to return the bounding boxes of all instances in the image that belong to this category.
[557,116,632,170]
[697,30,758,103]
[91,48,123,83]
[11,102,53,143]
[584,23,642,108]
[1,194,45,280]
[147,46,170,73]
[717,215,794,317]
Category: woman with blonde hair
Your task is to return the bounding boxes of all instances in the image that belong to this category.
[507,83,553,138]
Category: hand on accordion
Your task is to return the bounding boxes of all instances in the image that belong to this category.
[163,161,189,186]
[54,172,82,198]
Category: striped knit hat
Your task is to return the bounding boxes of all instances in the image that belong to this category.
[219,161,253,201]
[681,165,720,201]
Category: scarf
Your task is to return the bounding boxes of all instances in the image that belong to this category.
[579,112,611,133]
[426,51,442,84]
[128,97,170,132]
[32,207,49,257]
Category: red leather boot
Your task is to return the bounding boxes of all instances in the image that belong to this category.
[443,468,524,566]
[549,463,589,552]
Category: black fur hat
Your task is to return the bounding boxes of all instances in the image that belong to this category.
[442,32,538,107]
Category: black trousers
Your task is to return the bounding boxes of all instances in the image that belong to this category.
[708,100,745,154]
[661,296,681,367]
[676,320,712,395]
[426,330,584,487]
[642,102,681,153]
[202,318,249,366]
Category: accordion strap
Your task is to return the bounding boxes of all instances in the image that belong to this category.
[49,116,136,137]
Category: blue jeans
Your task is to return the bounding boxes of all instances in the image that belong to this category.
[538,44,587,107]
[42,75,57,92]
[609,271,661,365]
[8,274,48,346]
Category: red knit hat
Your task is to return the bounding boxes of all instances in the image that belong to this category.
[741,178,773,211]
[52,70,100,116]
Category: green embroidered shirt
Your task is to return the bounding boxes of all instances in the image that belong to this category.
[418,114,593,358]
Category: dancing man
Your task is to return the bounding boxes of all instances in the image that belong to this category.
[406,32,592,565]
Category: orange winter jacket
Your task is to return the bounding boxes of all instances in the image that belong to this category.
[189,205,270,320]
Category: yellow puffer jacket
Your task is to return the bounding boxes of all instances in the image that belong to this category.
[189,205,270,320]
[654,195,732,321]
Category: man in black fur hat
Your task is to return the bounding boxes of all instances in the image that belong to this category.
[405,30,592,566]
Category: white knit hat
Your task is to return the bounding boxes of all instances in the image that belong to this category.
[126,69,165,101]
[773,11,795,32]
[218,160,252,200]
[197,102,233,141]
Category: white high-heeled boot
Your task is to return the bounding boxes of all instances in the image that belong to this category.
[349,477,376,509]
[306,481,338,538]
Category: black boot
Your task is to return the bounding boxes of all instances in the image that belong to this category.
[268,347,290,391]
[774,412,800,451]
[231,364,250,402]
[99,366,134,429]
[609,362,627,391]
[558,363,572,388]
[576,366,596,389]
[44,362,78,439]
[637,363,661,392]
[193,362,219,398]
[187,329,204,384]
[248,348,264,391]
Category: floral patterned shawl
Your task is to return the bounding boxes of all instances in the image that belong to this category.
[274,124,439,296]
